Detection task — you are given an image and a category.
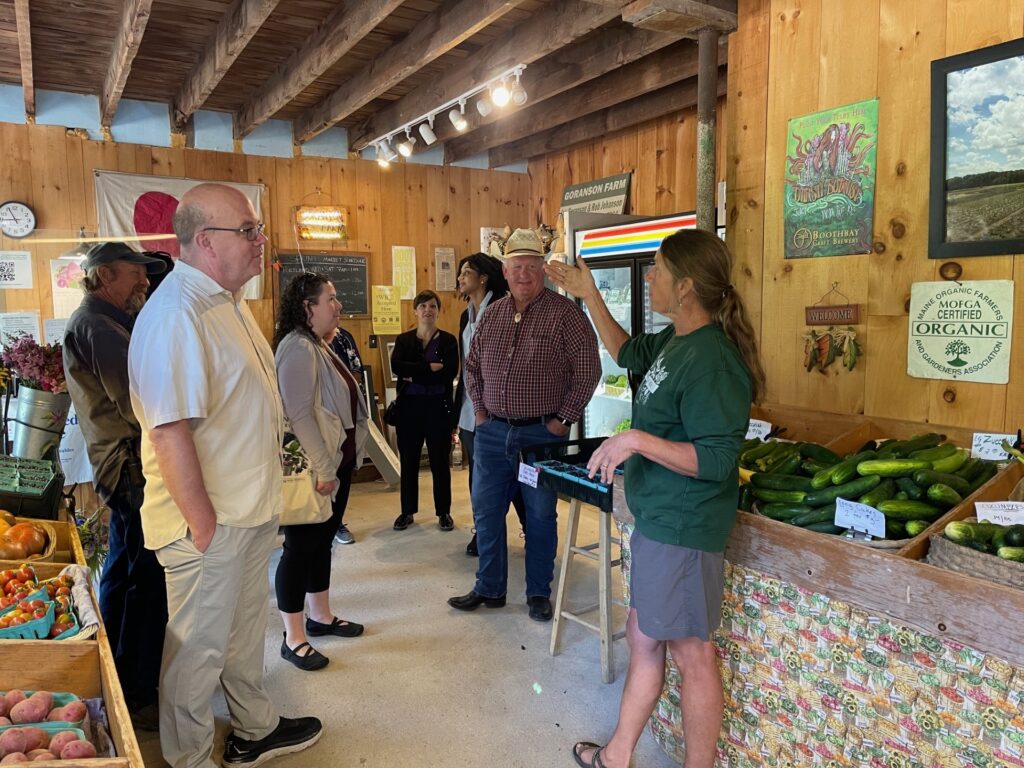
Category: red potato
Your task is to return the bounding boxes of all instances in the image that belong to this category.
[0,729,27,756]
[17,730,45,754]
[23,752,49,761]
[30,753,54,762]
[0,717,10,726]
[9,700,47,725]
[59,740,97,760]
[2,692,25,711]
[25,694,50,714]
[0,753,27,764]
[47,731,79,756]
[0,699,8,718]
[45,700,86,724]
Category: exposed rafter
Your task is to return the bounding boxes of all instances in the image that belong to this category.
[172,0,281,132]
[234,0,404,139]
[294,0,518,144]
[488,67,726,168]
[622,0,737,35]
[101,0,155,127]
[13,0,33,119]
[348,0,628,152]
[447,38,719,163]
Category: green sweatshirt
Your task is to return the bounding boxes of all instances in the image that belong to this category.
[617,324,752,552]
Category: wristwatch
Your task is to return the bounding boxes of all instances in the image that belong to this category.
[556,417,574,427]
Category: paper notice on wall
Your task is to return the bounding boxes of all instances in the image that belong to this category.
[59,403,92,485]
[391,246,416,300]
[372,285,401,335]
[0,311,40,342]
[44,318,67,345]
[49,260,86,319]
[434,246,457,292]
[0,251,33,289]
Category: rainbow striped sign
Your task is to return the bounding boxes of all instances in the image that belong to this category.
[577,213,697,259]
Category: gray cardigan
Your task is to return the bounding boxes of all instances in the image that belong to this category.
[275,330,369,480]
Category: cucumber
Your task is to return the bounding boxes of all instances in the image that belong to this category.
[799,443,842,465]
[791,504,838,526]
[801,459,831,476]
[856,459,932,478]
[886,519,907,539]
[738,484,753,512]
[1004,525,1024,548]
[905,520,931,537]
[760,503,813,521]
[968,463,998,493]
[894,491,909,500]
[751,473,814,492]
[858,478,896,508]
[757,444,797,472]
[740,439,777,465]
[750,487,808,504]
[895,477,924,500]
[804,521,843,534]
[953,457,984,481]
[909,443,958,462]
[894,433,943,456]
[926,483,963,508]
[930,449,969,474]
[964,539,994,554]
[944,520,1004,543]
[997,546,1024,562]
[803,474,881,507]
[856,439,878,453]
[911,469,971,496]
[831,451,877,486]
[769,452,803,475]
[876,499,942,521]
[811,463,842,489]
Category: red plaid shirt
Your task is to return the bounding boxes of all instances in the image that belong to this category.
[465,289,600,422]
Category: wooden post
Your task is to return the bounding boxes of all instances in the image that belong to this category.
[696,26,719,231]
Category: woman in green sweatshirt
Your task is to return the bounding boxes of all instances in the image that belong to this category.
[546,229,766,768]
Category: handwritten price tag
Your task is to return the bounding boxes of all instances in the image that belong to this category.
[835,497,886,538]
[974,501,1024,526]
[746,419,772,441]
[971,432,1017,460]
[518,462,539,489]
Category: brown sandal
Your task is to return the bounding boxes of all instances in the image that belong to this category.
[572,742,607,768]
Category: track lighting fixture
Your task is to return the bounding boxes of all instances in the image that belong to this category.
[490,78,511,108]
[448,102,468,132]
[510,71,527,107]
[418,118,437,145]
[475,98,492,117]
[397,127,417,157]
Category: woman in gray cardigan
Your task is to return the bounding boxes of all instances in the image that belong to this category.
[273,272,369,671]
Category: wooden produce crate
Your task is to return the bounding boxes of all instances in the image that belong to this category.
[749,402,863,444]
[0,516,86,570]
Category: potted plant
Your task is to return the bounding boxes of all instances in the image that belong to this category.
[0,334,70,461]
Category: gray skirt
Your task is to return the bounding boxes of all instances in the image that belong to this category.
[629,528,725,642]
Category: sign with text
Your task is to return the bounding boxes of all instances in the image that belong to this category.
[560,173,631,214]
[835,497,886,538]
[971,432,1017,460]
[746,419,772,441]
[907,280,1014,384]
[371,285,401,335]
[974,501,1024,526]
[805,304,861,325]
[518,462,540,488]
[0,251,32,289]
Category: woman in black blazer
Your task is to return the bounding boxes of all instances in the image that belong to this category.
[390,290,459,531]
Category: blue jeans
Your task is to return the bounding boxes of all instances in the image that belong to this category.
[471,419,560,599]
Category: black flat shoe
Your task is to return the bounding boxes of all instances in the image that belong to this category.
[438,514,454,531]
[447,590,506,611]
[306,616,364,638]
[466,532,478,556]
[393,514,414,530]
[527,596,553,622]
[280,633,329,671]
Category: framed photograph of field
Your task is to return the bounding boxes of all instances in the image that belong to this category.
[929,38,1024,258]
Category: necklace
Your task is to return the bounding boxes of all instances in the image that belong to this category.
[514,312,522,323]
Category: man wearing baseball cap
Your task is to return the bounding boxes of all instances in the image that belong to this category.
[63,241,167,729]
[449,228,600,622]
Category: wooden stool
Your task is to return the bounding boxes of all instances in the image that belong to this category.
[550,498,626,682]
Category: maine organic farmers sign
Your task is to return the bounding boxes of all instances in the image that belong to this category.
[907,280,1014,384]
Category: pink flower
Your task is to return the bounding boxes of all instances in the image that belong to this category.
[0,334,67,394]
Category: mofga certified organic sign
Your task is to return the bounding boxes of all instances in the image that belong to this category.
[907,280,1013,384]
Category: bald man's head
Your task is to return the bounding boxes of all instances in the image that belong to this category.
[173,184,251,254]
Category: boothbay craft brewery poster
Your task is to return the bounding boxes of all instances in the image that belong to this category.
[907,280,1014,384]
[783,99,878,258]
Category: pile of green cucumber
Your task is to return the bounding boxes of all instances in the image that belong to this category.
[737,434,999,538]
[944,520,1024,561]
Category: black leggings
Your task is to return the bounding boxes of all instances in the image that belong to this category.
[396,394,452,517]
[275,460,355,614]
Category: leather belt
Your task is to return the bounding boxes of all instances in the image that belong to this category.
[490,414,557,427]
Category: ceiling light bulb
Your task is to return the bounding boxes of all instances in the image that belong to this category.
[380,139,398,161]
[377,155,390,168]
[448,107,468,132]
[397,128,417,157]
[419,121,437,145]
[475,98,492,117]
[510,78,527,107]
[491,79,510,108]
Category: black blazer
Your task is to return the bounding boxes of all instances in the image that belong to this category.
[390,328,459,405]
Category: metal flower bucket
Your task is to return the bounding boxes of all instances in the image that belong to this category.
[10,384,71,462]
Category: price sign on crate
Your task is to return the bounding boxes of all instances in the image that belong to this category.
[974,501,1024,526]
[835,497,886,538]
[518,462,539,488]
[970,432,1017,460]
[746,419,772,441]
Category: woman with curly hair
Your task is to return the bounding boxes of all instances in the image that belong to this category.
[273,272,369,671]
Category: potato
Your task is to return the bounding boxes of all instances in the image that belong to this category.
[25,693,50,714]
[10,699,47,725]
[46,699,86,723]
[2,692,25,711]
[0,699,7,718]
[0,717,10,726]
[0,729,27,756]
[0,752,28,764]
[18,730,45,753]
[23,752,49,761]
[47,731,79,756]
[59,740,97,760]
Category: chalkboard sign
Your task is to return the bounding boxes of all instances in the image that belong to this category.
[276,252,369,317]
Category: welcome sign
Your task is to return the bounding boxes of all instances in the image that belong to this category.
[907,280,1014,384]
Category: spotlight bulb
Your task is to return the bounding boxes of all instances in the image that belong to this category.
[448,107,468,132]
[491,79,510,108]
[418,122,437,145]
[475,98,492,117]
[510,80,527,107]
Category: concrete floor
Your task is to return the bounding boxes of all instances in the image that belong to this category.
[137,469,680,767]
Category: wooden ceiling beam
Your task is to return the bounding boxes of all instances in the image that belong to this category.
[347,0,628,152]
[101,0,155,127]
[424,23,681,149]
[13,0,33,119]
[172,0,282,132]
[234,0,404,139]
[487,66,726,168]
[622,0,737,36]
[446,38,721,163]
[294,0,518,144]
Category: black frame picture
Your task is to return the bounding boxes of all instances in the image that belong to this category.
[928,37,1024,259]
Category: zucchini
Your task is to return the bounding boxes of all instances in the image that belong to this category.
[968,463,998,493]
[925,483,963,508]
[740,439,777,465]
[791,504,838,527]
[876,499,942,521]
[804,521,843,534]
[953,457,984,481]
[858,478,896,508]
[738,484,753,512]
[769,452,803,475]
[894,433,943,456]
[751,473,814,492]
[944,520,1004,543]
[760,503,813,521]
[811,463,843,490]
[930,448,969,474]
[856,459,931,478]
[831,451,877,486]
[997,546,1024,562]
[799,443,842,465]
[911,469,971,496]
[803,474,881,507]
[909,443,958,462]
[885,519,907,539]
[750,487,808,504]
[1004,525,1024,548]
[895,477,924,500]
[801,459,831,476]
[905,520,931,537]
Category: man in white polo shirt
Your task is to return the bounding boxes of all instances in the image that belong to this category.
[129,183,321,768]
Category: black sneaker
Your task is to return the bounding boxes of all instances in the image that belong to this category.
[393,514,414,530]
[222,716,322,767]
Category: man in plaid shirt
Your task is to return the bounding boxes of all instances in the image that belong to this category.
[448,229,600,622]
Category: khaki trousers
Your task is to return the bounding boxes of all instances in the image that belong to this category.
[156,519,279,768]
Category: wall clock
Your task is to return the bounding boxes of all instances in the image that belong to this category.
[0,201,36,239]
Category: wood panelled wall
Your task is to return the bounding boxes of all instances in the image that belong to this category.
[727,0,1024,434]
[0,122,529,398]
